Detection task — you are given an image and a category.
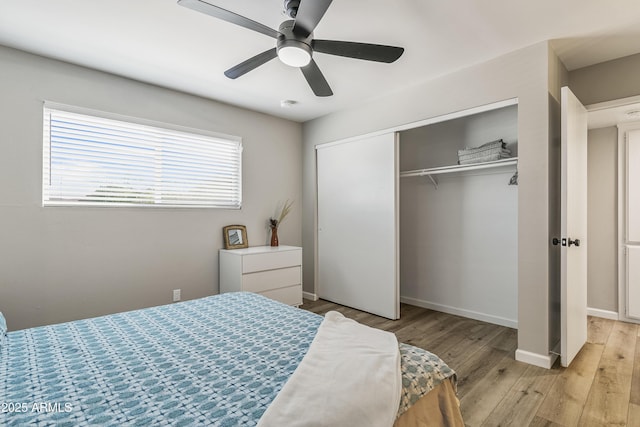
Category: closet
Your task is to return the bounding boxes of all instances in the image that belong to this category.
[399,103,518,328]
[316,100,518,327]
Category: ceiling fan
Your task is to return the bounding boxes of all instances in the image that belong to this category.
[177,0,405,97]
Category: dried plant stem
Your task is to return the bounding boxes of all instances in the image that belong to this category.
[277,199,293,224]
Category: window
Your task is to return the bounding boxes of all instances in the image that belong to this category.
[42,104,242,208]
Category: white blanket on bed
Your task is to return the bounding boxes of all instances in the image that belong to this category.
[257,311,402,427]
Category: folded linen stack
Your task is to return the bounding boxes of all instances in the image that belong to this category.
[457,139,511,165]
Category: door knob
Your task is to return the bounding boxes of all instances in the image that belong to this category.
[552,237,567,246]
[552,237,580,247]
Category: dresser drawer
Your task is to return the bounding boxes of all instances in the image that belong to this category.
[242,266,301,293]
[259,284,302,306]
[219,246,303,307]
[242,249,301,273]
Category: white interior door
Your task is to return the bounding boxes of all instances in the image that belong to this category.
[560,86,588,367]
[316,133,399,320]
[626,129,640,319]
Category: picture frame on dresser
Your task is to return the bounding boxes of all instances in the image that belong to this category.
[222,225,248,249]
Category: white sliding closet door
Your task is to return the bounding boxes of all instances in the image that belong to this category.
[316,133,399,320]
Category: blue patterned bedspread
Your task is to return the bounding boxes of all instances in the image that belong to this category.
[0,292,454,426]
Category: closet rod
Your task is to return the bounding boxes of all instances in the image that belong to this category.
[400,157,518,178]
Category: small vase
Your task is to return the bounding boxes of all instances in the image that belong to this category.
[270,226,279,247]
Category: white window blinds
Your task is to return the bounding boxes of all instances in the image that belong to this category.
[43,106,242,208]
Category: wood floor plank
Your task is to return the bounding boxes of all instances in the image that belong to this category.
[300,299,335,314]
[629,403,640,427]
[458,351,528,426]
[481,364,558,427]
[440,325,508,372]
[488,327,518,354]
[587,316,614,344]
[454,341,511,398]
[536,342,604,427]
[529,415,564,427]
[439,322,504,368]
[392,313,442,341]
[578,321,638,426]
[402,316,470,352]
[413,317,482,354]
[632,337,640,406]
[409,317,498,366]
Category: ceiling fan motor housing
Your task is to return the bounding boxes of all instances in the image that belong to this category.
[277,20,313,66]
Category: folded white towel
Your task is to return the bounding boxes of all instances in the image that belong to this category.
[458,148,511,160]
[458,152,511,165]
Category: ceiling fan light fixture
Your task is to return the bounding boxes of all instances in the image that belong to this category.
[180,0,404,97]
[277,40,312,67]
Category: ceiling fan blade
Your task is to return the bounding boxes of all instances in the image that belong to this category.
[312,40,404,63]
[224,48,278,79]
[178,0,281,39]
[293,0,333,37]
[300,59,333,97]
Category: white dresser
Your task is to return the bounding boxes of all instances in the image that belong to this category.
[219,245,302,306]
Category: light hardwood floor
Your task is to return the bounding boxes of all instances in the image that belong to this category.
[300,299,640,427]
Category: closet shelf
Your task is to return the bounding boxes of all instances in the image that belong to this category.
[400,157,518,188]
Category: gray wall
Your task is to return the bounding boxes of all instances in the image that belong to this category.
[570,53,640,105]
[587,126,618,312]
[303,42,560,361]
[546,45,569,353]
[0,45,303,331]
[399,106,518,326]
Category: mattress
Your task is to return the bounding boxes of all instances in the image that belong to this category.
[0,292,458,426]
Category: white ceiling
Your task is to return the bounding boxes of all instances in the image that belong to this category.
[1,0,640,122]
[588,96,640,130]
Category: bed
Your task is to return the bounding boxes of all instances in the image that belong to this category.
[0,292,462,426]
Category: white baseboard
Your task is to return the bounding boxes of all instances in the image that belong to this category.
[515,349,557,369]
[587,307,618,320]
[302,291,318,302]
[400,296,518,329]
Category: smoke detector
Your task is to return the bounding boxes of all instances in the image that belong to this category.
[280,99,298,108]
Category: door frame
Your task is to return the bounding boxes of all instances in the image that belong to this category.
[617,122,640,324]
[584,94,640,324]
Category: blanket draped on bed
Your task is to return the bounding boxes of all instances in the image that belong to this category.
[258,311,402,427]
[1,293,457,426]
